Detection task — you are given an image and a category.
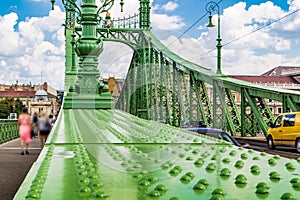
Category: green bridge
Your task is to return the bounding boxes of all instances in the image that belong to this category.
[14,0,300,199]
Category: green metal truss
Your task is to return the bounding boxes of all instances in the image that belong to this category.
[116,30,300,136]
[62,0,300,136]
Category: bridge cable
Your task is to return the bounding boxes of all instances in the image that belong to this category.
[201,7,300,56]
[163,0,223,51]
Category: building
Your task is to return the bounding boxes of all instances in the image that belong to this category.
[0,81,60,117]
[229,66,300,115]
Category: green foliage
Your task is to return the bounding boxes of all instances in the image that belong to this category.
[0,97,26,119]
[0,103,9,119]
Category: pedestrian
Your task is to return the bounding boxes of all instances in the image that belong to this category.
[38,112,52,148]
[18,107,32,155]
[31,112,39,138]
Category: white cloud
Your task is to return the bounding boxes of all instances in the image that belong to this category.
[151,13,185,30]
[151,1,185,30]
[0,13,21,56]
[162,1,179,11]
[196,1,300,75]
[0,5,65,89]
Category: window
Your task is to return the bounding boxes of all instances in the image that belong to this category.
[274,115,283,128]
[278,108,282,114]
[283,114,295,127]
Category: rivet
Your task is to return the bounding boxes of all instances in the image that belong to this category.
[229,150,237,156]
[234,160,244,168]
[269,171,280,180]
[235,174,247,185]
[255,182,269,194]
[78,186,92,198]
[220,168,231,177]
[280,192,296,200]
[250,165,260,175]
[240,153,248,160]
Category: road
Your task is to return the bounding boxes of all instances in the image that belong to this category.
[235,137,300,159]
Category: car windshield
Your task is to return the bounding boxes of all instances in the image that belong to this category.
[182,120,206,127]
[206,131,235,145]
[220,133,235,145]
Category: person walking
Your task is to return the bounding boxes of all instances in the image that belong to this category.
[38,112,52,148]
[31,112,39,138]
[18,107,32,155]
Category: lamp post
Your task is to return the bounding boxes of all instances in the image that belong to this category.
[206,1,223,76]
[50,0,124,109]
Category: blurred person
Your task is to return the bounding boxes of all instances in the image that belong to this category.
[31,112,39,138]
[38,112,52,148]
[18,107,32,155]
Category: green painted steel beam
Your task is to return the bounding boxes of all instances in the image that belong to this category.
[15,109,300,200]
[243,89,269,135]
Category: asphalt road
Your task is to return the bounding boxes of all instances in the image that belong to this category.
[0,137,41,200]
[235,136,300,159]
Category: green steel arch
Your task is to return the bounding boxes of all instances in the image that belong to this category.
[14,1,300,199]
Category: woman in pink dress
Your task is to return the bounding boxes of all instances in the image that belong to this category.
[18,107,32,155]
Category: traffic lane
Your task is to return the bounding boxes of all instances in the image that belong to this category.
[235,137,300,159]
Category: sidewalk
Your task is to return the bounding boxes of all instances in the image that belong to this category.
[0,137,41,200]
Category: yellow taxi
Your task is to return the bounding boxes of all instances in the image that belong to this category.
[267,112,300,153]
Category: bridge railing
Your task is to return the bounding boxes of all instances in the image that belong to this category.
[0,119,19,144]
[101,13,140,29]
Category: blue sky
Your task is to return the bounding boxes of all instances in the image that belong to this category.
[1,0,300,90]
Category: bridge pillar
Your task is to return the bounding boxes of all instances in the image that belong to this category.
[63,0,113,109]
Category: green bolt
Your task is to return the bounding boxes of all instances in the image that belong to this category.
[250,165,260,174]
[234,160,244,168]
[235,174,247,185]
[269,171,280,180]
[240,153,248,160]
[211,188,224,196]
[197,179,209,186]
[193,183,206,191]
[206,163,217,171]
[280,192,296,200]
[220,168,231,177]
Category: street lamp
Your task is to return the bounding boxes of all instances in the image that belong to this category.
[205,1,223,76]
[50,0,125,109]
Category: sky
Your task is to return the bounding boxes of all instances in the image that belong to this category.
[1,0,300,90]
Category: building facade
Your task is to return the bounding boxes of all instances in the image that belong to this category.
[0,81,60,117]
[229,66,300,116]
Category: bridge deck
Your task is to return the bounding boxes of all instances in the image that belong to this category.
[12,109,300,199]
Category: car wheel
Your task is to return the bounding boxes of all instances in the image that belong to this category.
[296,139,300,153]
[267,135,275,150]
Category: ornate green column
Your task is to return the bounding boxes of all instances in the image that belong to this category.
[62,0,114,109]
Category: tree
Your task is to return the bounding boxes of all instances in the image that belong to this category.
[0,98,26,119]
[0,103,9,119]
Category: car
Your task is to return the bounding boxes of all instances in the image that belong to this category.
[181,120,207,128]
[184,127,249,148]
[267,112,300,153]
